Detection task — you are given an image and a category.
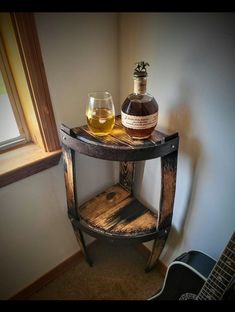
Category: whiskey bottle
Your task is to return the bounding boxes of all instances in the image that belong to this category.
[121,61,159,139]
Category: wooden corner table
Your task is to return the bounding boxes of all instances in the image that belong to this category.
[60,117,179,272]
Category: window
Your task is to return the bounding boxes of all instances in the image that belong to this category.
[0,13,61,188]
[0,34,30,152]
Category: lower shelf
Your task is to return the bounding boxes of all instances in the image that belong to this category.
[78,184,159,242]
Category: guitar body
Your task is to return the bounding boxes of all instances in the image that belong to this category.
[149,231,235,300]
[150,250,216,300]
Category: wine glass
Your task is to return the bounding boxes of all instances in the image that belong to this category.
[86,91,115,136]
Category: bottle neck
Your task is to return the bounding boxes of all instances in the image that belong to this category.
[134,77,147,95]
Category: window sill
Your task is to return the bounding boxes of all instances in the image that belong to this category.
[0,143,62,188]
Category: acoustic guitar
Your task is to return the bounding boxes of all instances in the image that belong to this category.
[149,231,235,300]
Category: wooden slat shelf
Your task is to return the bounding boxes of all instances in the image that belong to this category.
[60,117,179,271]
[78,184,158,242]
[61,116,179,161]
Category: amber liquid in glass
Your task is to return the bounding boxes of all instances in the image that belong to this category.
[86,107,115,136]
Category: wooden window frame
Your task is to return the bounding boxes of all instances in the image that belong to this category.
[0,13,61,188]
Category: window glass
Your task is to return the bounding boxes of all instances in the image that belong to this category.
[0,70,20,144]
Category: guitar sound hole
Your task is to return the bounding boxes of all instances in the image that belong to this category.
[179,293,197,300]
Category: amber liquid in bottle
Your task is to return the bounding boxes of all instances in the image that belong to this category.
[122,94,158,139]
[121,66,159,139]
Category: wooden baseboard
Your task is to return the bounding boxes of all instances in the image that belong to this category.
[10,240,96,300]
[10,241,167,300]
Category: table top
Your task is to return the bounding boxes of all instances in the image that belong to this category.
[60,116,179,161]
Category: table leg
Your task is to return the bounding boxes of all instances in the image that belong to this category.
[62,144,92,266]
[145,233,168,272]
[146,149,178,272]
[119,161,135,194]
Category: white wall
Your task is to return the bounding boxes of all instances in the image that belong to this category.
[1,12,235,299]
[34,12,120,205]
[0,13,119,299]
[119,13,235,265]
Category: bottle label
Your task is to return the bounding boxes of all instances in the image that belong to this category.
[121,111,158,129]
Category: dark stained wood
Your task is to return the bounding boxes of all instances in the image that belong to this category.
[135,243,167,277]
[60,120,179,269]
[62,144,92,265]
[61,123,77,137]
[74,228,93,267]
[144,150,178,272]
[119,161,135,194]
[158,150,178,230]
[62,144,78,219]
[145,237,168,273]
[60,116,179,161]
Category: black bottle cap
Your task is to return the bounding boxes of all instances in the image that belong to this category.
[133,61,149,78]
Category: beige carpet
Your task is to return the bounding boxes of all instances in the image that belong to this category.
[30,240,164,300]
